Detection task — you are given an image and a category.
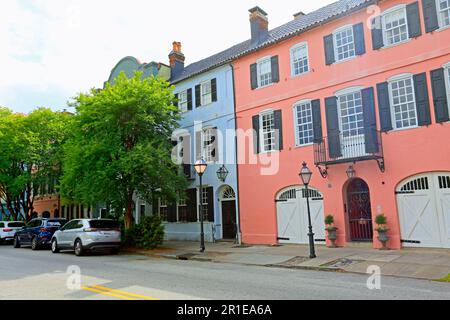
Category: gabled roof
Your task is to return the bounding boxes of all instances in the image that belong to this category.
[170,0,375,84]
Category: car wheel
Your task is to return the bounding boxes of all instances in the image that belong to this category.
[74,239,84,256]
[13,236,21,248]
[31,237,39,251]
[51,239,60,254]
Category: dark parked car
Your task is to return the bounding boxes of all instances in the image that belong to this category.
[14,218,68,250]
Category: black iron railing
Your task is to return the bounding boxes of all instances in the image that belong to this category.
[314,127,384,166]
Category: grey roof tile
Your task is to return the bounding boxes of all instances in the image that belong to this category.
[171,0,375,83]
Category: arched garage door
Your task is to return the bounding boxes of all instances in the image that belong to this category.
[276,186,326,244]
[397,173,450,248]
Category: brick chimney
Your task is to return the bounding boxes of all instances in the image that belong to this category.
[249,7,269,45]
[169,41,185,78]
[293,11,305,20]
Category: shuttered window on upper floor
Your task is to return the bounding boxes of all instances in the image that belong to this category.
[195,78,217,108]
[372,2,422,50]
[324,22,365,65]
[290,43,310,77]
[430,64,450,123]
[250,56,280,90]
[252,109,283,153]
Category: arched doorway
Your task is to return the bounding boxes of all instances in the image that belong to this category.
[220,186,237,240]
[42,211,51,219]
[345,178,373,242]
[276,186,325,244]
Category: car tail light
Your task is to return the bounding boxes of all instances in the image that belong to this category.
[83,228,98,233]
[3,228,12,232]
[40,228,50,233]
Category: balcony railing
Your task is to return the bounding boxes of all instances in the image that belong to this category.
[314,127,384,167]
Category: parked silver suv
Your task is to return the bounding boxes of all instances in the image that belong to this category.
[0,221,26,244]
[51,219,121,256]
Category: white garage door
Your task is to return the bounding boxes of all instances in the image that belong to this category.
[276,186,326,245]
[397,173,450,248]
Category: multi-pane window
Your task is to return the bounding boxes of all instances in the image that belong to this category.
[257,58,272,87]
[201,187,209,222]
[338,91,364,137]
[202,128,215,163]
[291,44,309,76]
[260,112,275,152]
[178,90,188,112]
[294,101,314,146]
[438,0,450,28]
[383,8,408,46]
[333,26,356,61]
[201,81,212,106]
[159,198,168,221]
[389,76,418,129]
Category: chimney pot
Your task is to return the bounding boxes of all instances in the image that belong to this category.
[169,41,185,78]
[293,11,306,20]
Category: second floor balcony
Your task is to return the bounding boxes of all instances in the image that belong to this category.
[314,127,385,173]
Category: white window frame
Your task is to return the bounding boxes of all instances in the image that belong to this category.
[259,110,276,153]
[437,0,450,29]
[197,186,209,222]
[335,86,365,138]
[178,90,188,113]
[332,25,356,63]
[387,73,419,131]
[200,80,212,106]
[444,62,450,115]
[381,5,410,48]
[256,56,273,88]
[290,42,310,77]
[293,100,314,147]
[202,127,215,163]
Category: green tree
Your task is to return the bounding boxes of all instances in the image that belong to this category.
[0,108,71,220]
[60,72,186,229]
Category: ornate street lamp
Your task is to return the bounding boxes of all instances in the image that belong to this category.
[194,159,208,253]
[346,165,356,179]
[299,162,317,259]
[216,165,229,182]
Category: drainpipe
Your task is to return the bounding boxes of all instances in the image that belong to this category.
[230,64,243,245]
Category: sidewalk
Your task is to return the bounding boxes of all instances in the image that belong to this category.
[123,241,450,282]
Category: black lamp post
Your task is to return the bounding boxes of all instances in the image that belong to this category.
[299,162,317,259]
[194,159,208,253]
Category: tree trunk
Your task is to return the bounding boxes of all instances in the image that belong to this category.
[124,190,134,229]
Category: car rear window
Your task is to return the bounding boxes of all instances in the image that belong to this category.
[89,220,120,229]
[8,222,25,228]
[47,220,67,227]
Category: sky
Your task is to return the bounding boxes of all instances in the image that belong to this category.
[0,0,335,113]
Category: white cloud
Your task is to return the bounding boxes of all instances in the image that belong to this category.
[0,0,334,113]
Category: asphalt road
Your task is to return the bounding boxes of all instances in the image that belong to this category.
[0,244,449,300]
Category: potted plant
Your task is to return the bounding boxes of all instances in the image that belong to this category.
[375,214,390,250]
[325,215,338,248]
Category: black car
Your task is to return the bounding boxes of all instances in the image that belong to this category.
[14,218,68,250]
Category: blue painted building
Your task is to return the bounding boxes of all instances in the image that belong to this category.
[162,42,240,243]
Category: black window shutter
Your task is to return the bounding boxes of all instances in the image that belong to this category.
[195,131,202,160]
[273,110,283,151]
[422,0,440,33]
[174,93,179,108]
[311,99,323,143]
[187,88,193,110]
[195,85,201,107]
[323,34,335,65]
[413,72,432,126]
[252,115,260,154]
[211,78,218,102]
[167,202,177,223]
[377,82,393,132]
[271,56,280,83]
[361,87,379,153]
[187,188,198,222]
[325,97,342,158]
[430,68,450,123]
[250,63,258,90]
[371,17,384,50]
[206,187,214,222]
[212,127,219,162]
[353,23,366,56]
[407,1,422,38]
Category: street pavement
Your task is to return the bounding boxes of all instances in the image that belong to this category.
[0,244,449,300]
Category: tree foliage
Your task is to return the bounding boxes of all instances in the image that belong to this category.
[60,72,186,228]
